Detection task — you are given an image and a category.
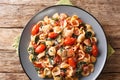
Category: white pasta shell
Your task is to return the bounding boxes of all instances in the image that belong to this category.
[82,54,91,63]
[81,70,90,77]
[52,66,61,76]
[37,51,45,59]
[63,28,74,37]
[44,16,50,23]
[70,19,79,27]
[88,64,94,73]
[78,50,85,60]
[77,33,85,43]
[44,68,52,77]
[90,55,96,63]
[90,37,97,43]
[53,76,62,80]
[81,66,90,76]
[29,54,33,62]
[48,47,56,56]
[86,24,92,29]
[42,24,52,33]
[79,44,84,51]
[38,71,45,78]
[60,13,67,20]
[52,13,59,19]
[60,62,69,68]
[46,40,54,47]
[66,66,73,77]
[53,26,63,33]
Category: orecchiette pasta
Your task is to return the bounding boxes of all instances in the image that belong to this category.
[28,13,99,80]
[52,66,61,76]
[48,47,56,56]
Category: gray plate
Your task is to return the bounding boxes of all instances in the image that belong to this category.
[19,5,107,80]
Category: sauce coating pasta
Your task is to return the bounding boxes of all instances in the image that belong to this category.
[28,13,99,80]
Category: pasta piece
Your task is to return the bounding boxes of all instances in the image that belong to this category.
[44,16,50,24]
[90,55,96,63]
[54,76,62,80]
[86,24,92,29]
[81,65,90,76]
[42,24,52,33]
[62,28,74,37]
[37,51,45,59]
[44,68,52,77]
[82,54,91,63]
[79,44,84,51]
[66,66,73,77]
[65,77,78,80]
[90,37,97,43]
[77,50,85,61]
[77,33,85,43]
[70,19,79,27]
[52,13,59,19]
[88,64,94,73]
[74,28,81,35]
[72,15,78,20]
[83,39,91,46]
[57,48,67,60]
[53,26,63,33]
[38,71,45,78]
[52,66,61,76]
[39,33,47,40]
[60,13,68,20]
[60,62,69,68]
[45,40,54,47]
[48,47,56,56]
[29,54,34,62]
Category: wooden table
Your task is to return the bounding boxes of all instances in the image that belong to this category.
[0,0,120,80]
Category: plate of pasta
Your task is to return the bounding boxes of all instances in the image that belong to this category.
[19,5,107,80]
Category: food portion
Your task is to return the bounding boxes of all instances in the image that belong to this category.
[28,13,98,80]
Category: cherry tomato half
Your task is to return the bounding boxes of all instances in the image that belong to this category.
[92,44,98,57]
[64,37,76,45]
[31,24,39,35]
[48,32,58,39]
[68,57,76,68]
[35,44,46,53]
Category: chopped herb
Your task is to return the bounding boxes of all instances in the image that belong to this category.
[34,35,39,44]
[32,56,36,62]
[27,47,34,54]
[85,46,92,53]
[35,67,40,71]
[72,34,78,38]
[50,50,53,52]
[85,31,92,38]
[49,57,54,65]
[52,18,59,21]
[76,68,82,76]
[61,68,67,73]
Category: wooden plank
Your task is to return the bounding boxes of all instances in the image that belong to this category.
[0,1,120,27]
[0,0,58,5]
[0,73,29,80]
[0,29,22,50]
[0,50,24,73]
[0,49,119,73]
[98,73,120,80]
[0,72,120,80]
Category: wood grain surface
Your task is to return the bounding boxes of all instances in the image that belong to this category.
[0,0,120,80]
